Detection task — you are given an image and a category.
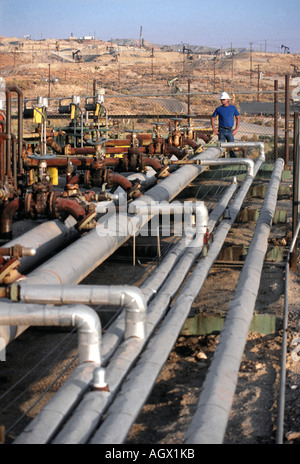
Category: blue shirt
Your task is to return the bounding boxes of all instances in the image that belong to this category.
[212,105,240,128]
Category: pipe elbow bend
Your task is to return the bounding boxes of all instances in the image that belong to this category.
[258,142,265,162]
[71,304,102,365]
[121,286,147,340]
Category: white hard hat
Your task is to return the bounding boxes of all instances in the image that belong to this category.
[220,92,230,100]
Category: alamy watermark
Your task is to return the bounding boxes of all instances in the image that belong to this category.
[95,194,209,247]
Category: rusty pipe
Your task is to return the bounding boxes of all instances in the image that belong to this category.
[182,138,200,150]
[8,86,23,172]
[0,198,20,236]
[5,88,12,178]
[25,157,94,169]
[106,172,133,191]
[46,137,64,155]
[165,145,184,158]
[11,133,17,185]
[0,133,9,181]
[144,157,163,172]
[54,197,87,221]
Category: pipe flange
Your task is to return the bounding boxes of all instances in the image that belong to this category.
[48,191,63,219]
[0,258,21,284]
[157,166,170,178]
[24,192,35,218]
[76,211,97,231]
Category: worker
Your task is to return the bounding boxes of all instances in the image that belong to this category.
[211,92,240,158]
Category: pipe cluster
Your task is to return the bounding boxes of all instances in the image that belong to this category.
[0,81,274,445]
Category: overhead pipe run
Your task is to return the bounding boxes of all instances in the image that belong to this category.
[9,284,147,341]
[89,154,268,444]
[0,303,102,365]
[16,182,238,445]
[21,146,223,288]
[184,158,284,445]
[44,208,209,444]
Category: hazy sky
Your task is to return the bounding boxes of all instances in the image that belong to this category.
[1,0,299,52]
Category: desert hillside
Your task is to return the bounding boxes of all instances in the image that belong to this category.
[1,35,300,102]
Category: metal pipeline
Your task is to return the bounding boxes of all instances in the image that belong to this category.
[1,147,222,347]
[276,219,300,444]
[8,86,23,172]
[0,303,101,364]
[10,284,147,340]
[199,158,254,177]
[54,197,87,222]
[11,143,268,444]
[0,197,20,237]
[106,172,133,192]
[3,217,79,274]
[12,181,237,445]
[25,188,244,445]
[23,146,222,284]
[90,156,267,444]
[4,88,12,178]
[48,213,209,444]
[184,158,284,444]
[220,141,265,167]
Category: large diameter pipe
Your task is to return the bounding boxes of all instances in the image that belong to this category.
[0,303,101,364]
[90,154,266,444]
[24,147,223,287]
[4,217,79,273]
[1,148,222,348]
[129,146,223,206]
[184,158,284,444]
[12,184,236,445]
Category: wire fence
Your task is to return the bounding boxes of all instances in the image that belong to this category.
[15,86,298,163]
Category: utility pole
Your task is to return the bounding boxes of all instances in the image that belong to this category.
[139,26,143,48]
[213,58,216,91]
[231,42,233,79]
[48,63,51,99]
[256,64,261,101]
[151,48,154,81]
[250,42,253,85]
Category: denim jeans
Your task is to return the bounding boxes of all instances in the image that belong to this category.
[218,128,237,158]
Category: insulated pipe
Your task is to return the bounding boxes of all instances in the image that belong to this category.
[199,158,255,177]
[3,217,79,274]
[0,303,101,364]
[2,147,222,349]
[11,284,147,340]
[51,227,209,444]
[220,141,265,161]
[25,147,223,286]
[90,157,266,444]
[276,219,300,444]
[13,182,237,445]
[140,182,238,303]
[184,158,284,445]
